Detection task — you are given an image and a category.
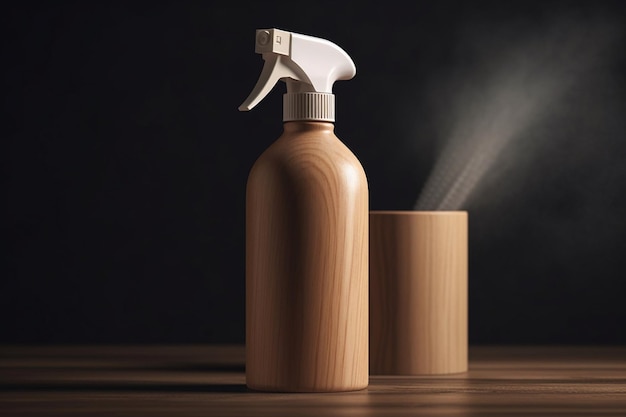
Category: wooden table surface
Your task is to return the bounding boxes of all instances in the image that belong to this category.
[1,345,626,416]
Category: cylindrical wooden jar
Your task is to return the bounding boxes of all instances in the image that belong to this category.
[370,211,468,375]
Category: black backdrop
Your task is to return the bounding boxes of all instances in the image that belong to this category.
[3,1,626,344]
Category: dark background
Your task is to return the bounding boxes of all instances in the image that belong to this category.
[3,1,626,344]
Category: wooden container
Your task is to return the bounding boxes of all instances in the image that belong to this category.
[370,211,468,375]
[246,122,369,392]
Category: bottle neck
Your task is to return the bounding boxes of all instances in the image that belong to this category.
[283,92,335,122]
[282,120,335,133]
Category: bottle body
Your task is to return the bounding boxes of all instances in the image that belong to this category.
[246,122,368,392]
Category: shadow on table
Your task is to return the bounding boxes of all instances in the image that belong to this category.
[154,363,246,373]
[0,382,250,393]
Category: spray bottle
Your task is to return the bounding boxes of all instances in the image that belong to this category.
[239,28,368,392]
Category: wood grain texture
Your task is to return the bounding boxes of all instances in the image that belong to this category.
[370,211,468,375]
[1,345,625,416]
[246,122,369,392]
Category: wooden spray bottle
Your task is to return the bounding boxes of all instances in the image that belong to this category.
[239,28,368,392]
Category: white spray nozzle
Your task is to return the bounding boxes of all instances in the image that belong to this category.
[239,28,356,112]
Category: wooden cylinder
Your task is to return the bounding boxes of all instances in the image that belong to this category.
[370,211,468,375]
[246,122,369,392]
